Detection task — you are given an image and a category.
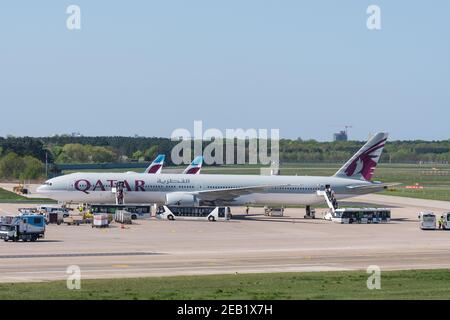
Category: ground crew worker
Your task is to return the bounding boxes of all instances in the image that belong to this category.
[438,215,445,229]
[245,206,249,215]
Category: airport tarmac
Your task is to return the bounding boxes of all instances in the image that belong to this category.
[0,194,449,283]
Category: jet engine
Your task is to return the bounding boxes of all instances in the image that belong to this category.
[165,193,198,206]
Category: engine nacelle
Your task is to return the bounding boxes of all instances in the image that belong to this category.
[165,193,198,206]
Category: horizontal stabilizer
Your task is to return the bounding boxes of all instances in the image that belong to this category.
[346,182,401,193]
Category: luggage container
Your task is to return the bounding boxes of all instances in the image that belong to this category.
[114,210,132,224]
[264,207,284,217]
[64,215,84,226]
[47,212,64,225]
[92,214,109,228]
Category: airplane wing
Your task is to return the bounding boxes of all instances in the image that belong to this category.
[346,182,401,192]
[194,184,288,202]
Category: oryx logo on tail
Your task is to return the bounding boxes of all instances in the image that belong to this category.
[345,138,387,180]
[334,133,388,181]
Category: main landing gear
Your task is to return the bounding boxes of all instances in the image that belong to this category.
[304,205,316,219]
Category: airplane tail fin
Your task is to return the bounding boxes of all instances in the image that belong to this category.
[334,132,388,181]
[183,155,203,175]
[144,154,165,174]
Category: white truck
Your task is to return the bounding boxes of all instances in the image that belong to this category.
[37,205,70,225]
[439,212,450,230]
[0,215,46,242]
[418,212,436,230]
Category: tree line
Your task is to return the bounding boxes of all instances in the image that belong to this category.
[39,136,450,164]
[0,153,45,180]
[1,136,450,180]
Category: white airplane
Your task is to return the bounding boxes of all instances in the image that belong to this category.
[37,133,395,213]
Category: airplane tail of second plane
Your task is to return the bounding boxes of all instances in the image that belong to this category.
[183,156,203,175]
[334,132,388,182]
[144,154,165,174]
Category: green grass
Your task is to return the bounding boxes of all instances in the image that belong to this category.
[382,187,450,202]
[0,269,449,300]
[0,188,56,204]
[0,187,29,201]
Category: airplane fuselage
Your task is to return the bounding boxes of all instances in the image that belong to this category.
[37,172,374,206]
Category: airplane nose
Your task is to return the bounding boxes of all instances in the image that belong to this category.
[36,185,48,194]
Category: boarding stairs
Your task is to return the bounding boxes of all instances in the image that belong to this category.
[112,181,125,205]
[317,188,339,214]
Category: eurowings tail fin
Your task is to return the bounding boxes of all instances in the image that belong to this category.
[144,154,165,174]
[183,155,203,175]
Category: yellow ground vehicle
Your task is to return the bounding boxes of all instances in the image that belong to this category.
[13,184,28,195]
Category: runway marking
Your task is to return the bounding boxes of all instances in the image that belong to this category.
[112,264,130,268]
[0,263,347,275]
[1,261,449,282]
[0,252,163,259]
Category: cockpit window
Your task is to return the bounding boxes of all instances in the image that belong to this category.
[44,182,53,186]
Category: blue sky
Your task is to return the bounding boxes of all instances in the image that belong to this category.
[0,1,449,141]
